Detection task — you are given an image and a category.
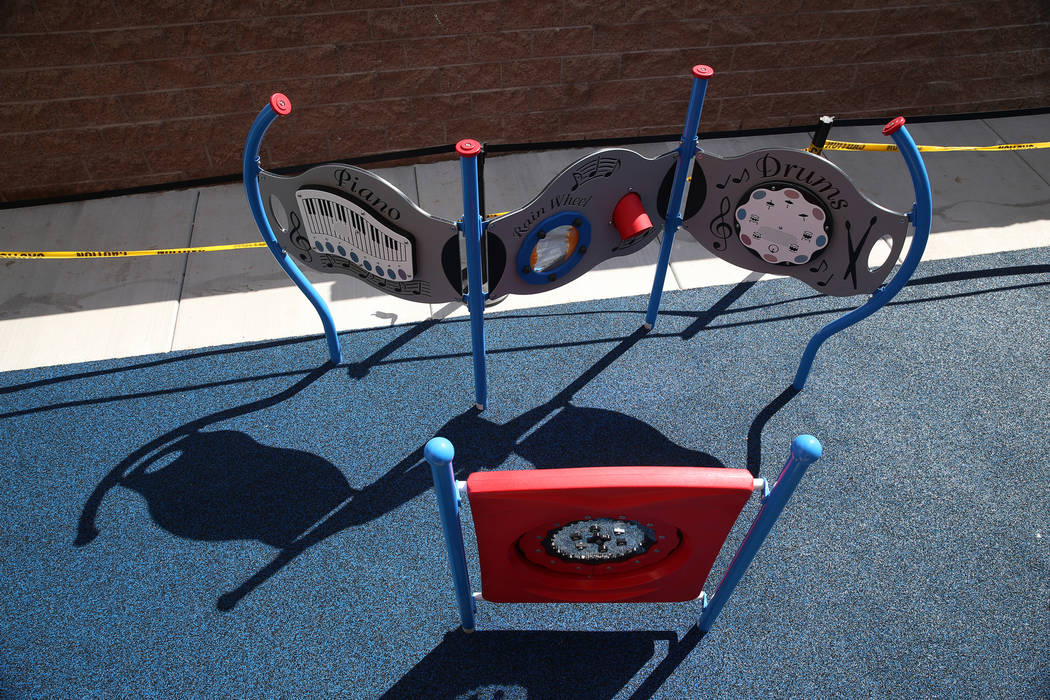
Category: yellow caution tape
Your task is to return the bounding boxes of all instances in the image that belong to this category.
[822,140,1050,153]
[0,241,268,259]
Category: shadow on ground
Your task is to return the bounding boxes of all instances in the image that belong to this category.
[379,626,704,700]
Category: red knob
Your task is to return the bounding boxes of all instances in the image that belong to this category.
[270,93,292,115]
[456,139,482,157]
[882,116,906,135]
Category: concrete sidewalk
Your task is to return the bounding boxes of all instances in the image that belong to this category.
[1,114,1048,372]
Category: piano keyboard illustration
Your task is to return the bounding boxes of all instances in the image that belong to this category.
[295,188,415,282]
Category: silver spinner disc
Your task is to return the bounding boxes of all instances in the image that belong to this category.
[544,518,656,564]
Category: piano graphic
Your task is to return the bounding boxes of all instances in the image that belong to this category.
[295,188,415,283]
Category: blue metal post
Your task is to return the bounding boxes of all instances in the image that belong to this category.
[457,139,488,410]
[644,65,714,329]
[699,434,822,633]
[243,93,342,364]
[424,437,477,632]
[793,117,932,389]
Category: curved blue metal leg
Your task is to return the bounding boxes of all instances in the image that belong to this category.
[699,434,823,633]
[457,140,488,410]
[644,65,714,329]
[792,118,932,389]
[243,94,342,364]
[424,437,477,632]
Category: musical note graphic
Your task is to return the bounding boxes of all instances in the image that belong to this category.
[319,253,339,268]
[709,196,734,250]
[715,168,750,190]
[808,258,833,286]
[570,156,620,191]
[287,210,309,250]
[395,280,428,295]
[349,267,430,296]
[284,210,314,264]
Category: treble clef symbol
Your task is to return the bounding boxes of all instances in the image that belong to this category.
[288,210,310,251]
[286,210,314,264]
[709,196,734,250]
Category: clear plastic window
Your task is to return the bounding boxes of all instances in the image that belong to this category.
[529,224,579,273]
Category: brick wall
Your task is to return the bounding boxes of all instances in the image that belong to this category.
[2,0,1048,204]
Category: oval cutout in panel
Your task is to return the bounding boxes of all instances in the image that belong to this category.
[531,224,579,273]
[516,211,592,285]
[269,194,289,232]
[868,233,895,272]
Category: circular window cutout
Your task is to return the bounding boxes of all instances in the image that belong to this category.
[530,224,579,273]
[516,211,592,285]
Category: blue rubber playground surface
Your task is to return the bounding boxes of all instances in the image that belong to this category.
[1,246,1048,698]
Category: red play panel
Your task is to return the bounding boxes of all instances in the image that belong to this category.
[466,466,755,603]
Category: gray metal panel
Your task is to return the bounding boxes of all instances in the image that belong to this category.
[683,148,910,296]
[484,148,678,297]
[258,164,461,303]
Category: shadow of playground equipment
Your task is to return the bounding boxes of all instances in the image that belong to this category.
[72,326,730,612]
[73,363,336,548]
[379,627,704,700]
[77,299,778,612]
[119,430,355,548]
[217,400,724,611]
[70,260,1050,610]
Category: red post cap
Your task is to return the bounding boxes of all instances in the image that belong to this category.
[692,65,714,79]
[270,93,292,115]
[882,116,906,135]
[456,139,482,157]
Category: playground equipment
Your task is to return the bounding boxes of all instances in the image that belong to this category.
[240,64,934,635]
[423,433,822,632]
[244,67,932,408]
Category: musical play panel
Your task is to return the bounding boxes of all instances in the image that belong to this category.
[244,64,932,408]
[424,434,824,632]
[466,465,756,603]
[240,62,932,636]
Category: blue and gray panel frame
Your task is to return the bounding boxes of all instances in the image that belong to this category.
[256,150,678,305]
[255,151,678,409]
[257,164,463,305]
[670,126,931,389]
[482,148,677,297]
[248,94,929,404]
[681,148,910,297]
